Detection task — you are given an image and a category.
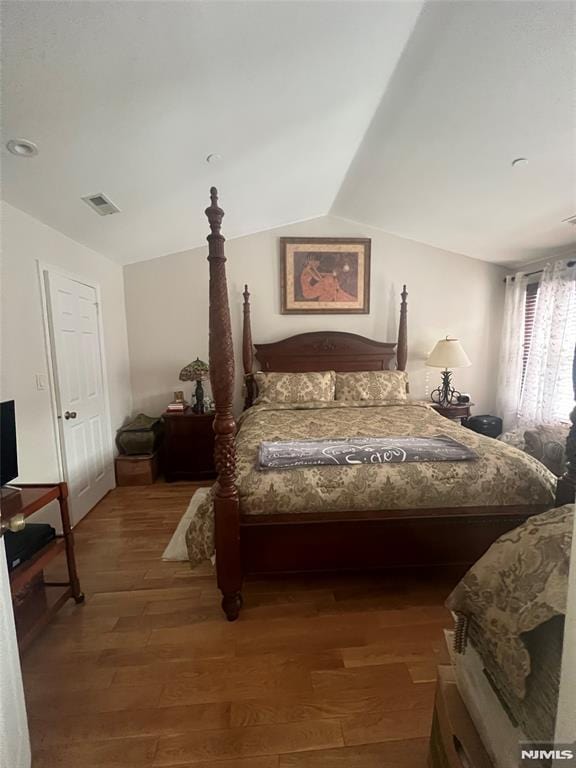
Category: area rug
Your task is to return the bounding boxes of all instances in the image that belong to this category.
[162,487,211,561]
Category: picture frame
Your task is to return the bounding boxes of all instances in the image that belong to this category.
[280,237,371,314]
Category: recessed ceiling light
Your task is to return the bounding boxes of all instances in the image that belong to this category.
[6,139,38,157]
[511,157,528,167]
[206,153,221,164]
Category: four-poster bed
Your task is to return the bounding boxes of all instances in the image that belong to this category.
[205,188,563,621]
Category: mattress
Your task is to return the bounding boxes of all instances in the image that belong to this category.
[451,632,527,768]
[235,400,555,517]
[467,616,563,745]
[447,505,571,705]
[184,401,557,567]
[451,620,563,768]
[445,506,571,768]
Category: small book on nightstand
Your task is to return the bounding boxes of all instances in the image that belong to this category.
[166,397,189,412]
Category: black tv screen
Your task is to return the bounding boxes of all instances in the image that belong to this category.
[1,401,18,487]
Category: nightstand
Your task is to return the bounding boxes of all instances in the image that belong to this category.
[431,402,473,425]
[162,409,217,482]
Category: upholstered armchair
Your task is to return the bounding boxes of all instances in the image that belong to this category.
[523,424,569,477]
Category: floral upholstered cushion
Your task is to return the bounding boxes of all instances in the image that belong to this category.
[523,424,568,478]
[253,370,335,404]
[335,371,408,401]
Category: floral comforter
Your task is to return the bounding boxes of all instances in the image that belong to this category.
[186,401,555,566]
[446,504,572,701]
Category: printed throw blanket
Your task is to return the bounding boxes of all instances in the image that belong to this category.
[258,434,478,469]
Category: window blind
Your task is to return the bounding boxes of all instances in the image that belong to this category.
[522,281,539,387]
[554,284,576,421]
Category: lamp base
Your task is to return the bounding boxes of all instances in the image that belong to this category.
[192,379,206,414]
[430,369,461,407]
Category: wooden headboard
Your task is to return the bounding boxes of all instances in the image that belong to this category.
[241,284,408,408]
[255,332,398,373]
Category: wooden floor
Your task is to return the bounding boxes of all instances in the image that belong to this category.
[22,482,455,768]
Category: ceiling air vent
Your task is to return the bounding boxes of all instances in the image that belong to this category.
[562,213,576,226]
[82,193,120,216]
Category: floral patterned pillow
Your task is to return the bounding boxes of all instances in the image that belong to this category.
[335,371,408,401]
[254,371,335,404]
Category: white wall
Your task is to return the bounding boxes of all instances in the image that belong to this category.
[124,215,506,416]
[0,202,132,491]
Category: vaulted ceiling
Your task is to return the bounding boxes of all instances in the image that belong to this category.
[2,0,575,266]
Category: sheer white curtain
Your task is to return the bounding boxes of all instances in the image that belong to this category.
[496,272,529,432]
[519,260,576,426]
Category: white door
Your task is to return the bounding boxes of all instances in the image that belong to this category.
[0,546,31,768]
[46,272,114,524]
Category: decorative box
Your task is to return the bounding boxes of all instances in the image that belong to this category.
[115,452,159,486]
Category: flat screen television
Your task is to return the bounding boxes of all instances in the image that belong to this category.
[1,400,18,487]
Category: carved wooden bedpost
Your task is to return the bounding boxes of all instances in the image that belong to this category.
[242,285,255,410]
[397,285,408,372]
[556,342,576,505]
[205,187,243,621]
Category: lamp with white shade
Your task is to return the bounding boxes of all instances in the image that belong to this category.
[426,337,471,406]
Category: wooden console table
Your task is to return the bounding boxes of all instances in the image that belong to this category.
[0,483,84,650]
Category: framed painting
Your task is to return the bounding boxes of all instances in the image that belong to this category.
[280,237,371,314]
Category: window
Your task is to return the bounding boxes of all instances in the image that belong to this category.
[522,276,576,422]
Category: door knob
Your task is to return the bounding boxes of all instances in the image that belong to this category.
[64,411,77,420]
